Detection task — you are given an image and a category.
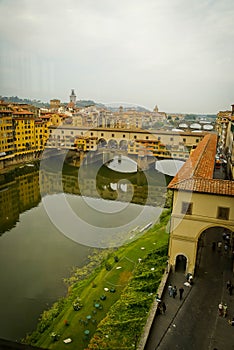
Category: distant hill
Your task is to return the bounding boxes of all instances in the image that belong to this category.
[105,103,150,112]
[0,95,50,108]
[75,100,106,109]
[0,96,150,112]
[0,95,106,109]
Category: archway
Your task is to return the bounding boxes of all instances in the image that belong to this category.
[97,138,107,148]
[119,140,128,150]
[108,139,118,149]
[195,226,233,276]
[175,254,187,272]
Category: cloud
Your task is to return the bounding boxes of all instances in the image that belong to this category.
[0,0,234,112]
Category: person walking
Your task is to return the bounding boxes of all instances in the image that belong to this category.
[217,241,222,252]
[226,280,231,290]
[168,283,173,297]
[218,302,223,316]
[223,303,228,318]
[161,302,166,314]
[179,287,184,300]
[172,286,177,298]
[188,274,193,285]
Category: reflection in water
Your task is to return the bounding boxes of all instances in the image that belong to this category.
[107,155,137,173]
[155,159,185,176]
[0,160,170,235]
[0,167,41,235]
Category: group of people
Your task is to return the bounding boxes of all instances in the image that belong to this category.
[155,282,186,316]
[168,284,185,300]
[218,279,234,326]
[213,231,233,255]
[218,302,228,317]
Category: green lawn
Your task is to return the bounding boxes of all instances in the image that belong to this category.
[24,210,170,350]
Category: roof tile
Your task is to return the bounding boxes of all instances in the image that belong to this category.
[168,133,234,196]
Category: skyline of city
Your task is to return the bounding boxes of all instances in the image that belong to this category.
[0,0,234,114]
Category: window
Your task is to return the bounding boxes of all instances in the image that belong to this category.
[181,202,193,215]
[146,136,149,140]
[170,137,173,141]
[112,134,115,137]
[123,134,125,138]
[91,132,93,136]
[217,207,229,220]
[101,133,104,137]
[134,135,137,139]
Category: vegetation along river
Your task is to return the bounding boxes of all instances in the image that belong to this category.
[0,156,181,342]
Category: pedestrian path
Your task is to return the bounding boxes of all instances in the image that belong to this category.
[144,271,192,350]
[144,251,234,350]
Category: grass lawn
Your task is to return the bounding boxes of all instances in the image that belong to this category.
[25,210,170,350]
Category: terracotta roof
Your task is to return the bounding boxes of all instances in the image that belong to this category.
[168,133,234,196]
[13,111,34,115]
[0,109,13,113]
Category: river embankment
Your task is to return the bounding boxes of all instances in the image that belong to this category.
[23,210,170,350]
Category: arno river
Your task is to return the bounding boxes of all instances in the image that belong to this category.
[0,155,181,342]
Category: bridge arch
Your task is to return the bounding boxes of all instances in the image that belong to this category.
[119,140,128,150]
[108,139,118,149]
[97,138,107,148]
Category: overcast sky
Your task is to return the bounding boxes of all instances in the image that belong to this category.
[0,0,234,113]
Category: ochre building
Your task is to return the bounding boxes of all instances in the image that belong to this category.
[168,133,234,275]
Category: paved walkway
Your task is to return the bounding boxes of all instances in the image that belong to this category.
[145,231,234,350]
[144,271,192,350]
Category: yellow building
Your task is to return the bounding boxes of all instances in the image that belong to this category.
[13,116,36,155]
[35,119,49,152]
[40,112,68,127]
[168,133,234,275]
[11,109,49,156]
[0,106,14,159]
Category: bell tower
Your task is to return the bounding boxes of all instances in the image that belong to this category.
[70,89,76,104]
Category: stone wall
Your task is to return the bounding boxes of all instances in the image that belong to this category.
[137,264,171,350]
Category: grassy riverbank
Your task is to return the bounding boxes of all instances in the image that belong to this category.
[23,209,170,350]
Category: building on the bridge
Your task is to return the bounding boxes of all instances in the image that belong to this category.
[167,133,234,275]
[46,125,204,162]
